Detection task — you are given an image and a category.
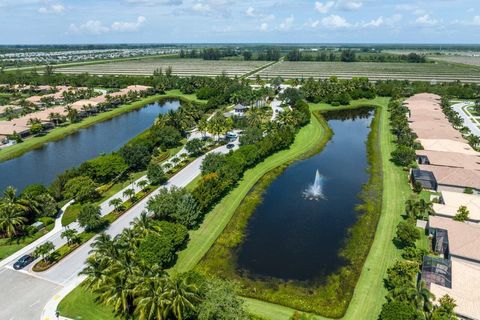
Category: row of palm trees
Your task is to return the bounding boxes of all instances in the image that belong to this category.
[81,213,201,320]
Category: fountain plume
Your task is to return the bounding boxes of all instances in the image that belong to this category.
[303,170,325,200]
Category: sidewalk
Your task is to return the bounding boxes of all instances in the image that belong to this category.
[0,200,73,269]
[40,141,240,320]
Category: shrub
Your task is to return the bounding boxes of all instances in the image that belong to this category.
[453,205,469,222]
[379,301,419,320]
[396,221,420,248]
[147,163,167,185]
[63,176,99,203]
[77,203,103,231]
[137,221,188,268]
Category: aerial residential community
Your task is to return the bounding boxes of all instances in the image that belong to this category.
[1,1,480,320]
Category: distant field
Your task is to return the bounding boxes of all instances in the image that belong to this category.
[429,55,480,67]
[56,58,269,77]
[251,61,480,83]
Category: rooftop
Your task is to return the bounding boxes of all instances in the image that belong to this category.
[418,139,480,156]
[419,164,480,190]
[429,258,480,320]
[429,215,480,262]
[416,150,480,171]
[433,191,480,222]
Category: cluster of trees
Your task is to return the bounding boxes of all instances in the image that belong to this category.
[193,97,310,213]
[388,99,418,168]
[178,47,281,61]
[301,77,376,105]
[285,50,427,63]
[81,214,251,320]
[0,185,57,238]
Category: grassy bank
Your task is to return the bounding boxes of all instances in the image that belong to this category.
[171,109,328,273]
[195,106,383,318]
[245,98,413,320]
[0,90,204,163]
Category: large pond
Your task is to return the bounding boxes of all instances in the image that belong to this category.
[0,100,180,192]
[237,108,374,281]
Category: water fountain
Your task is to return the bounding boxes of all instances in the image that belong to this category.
[303,170,325,200]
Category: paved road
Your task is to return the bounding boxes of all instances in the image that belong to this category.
[0,268,61,320]
[452,101,480,136]
[0,140,239,320]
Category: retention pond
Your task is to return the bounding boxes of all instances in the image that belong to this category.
[237,108,374,281]
[0,99,180,192]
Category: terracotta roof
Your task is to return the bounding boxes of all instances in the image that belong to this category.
[430,259,480,320]
[418,139,480,156]
[419,164,480,189]
[433,191,480,222]
[416,150,480,171]
[430,216,480,262]
[0,122,30,135]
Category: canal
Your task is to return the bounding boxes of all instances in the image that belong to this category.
[0,100,180,192]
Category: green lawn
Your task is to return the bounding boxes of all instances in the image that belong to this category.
[58,97,409,320]
[0,223,54,260]
[59,287,116,320]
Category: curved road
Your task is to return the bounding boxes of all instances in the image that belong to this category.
[0,140,239,320]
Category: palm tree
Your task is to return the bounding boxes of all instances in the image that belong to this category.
[137,180,149,192]
[0,204,27,238]
[412,280,435,314]
[164,275,200,320]
[61,228,80,246]
[34,241,55,263]
[134,275,171,320]
[109,198,124,213]
[123,188,136,202]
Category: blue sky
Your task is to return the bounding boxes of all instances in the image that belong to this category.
[0,0,479,44]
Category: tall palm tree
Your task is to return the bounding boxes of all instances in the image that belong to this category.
[134,274,171,320]
[412,280,435,314]
[165,275,200,320]
[0,203,27,238]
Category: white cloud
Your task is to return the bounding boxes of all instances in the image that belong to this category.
[245,6,255,17]
[69,16,147,35]
[192,2,211,12]
[123,0,182,5]
[315,1,335,14]
[279,15,294,30]
[38,2,65,14]
[341,1,362,11]
[259,22,268,31]
[415,14,438,26]
[470,15,480,26]
[52,4,64,12]
[362,16,383,27]
[68,20,109,35]
[111,16,146,32]
[321,14,350,28]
